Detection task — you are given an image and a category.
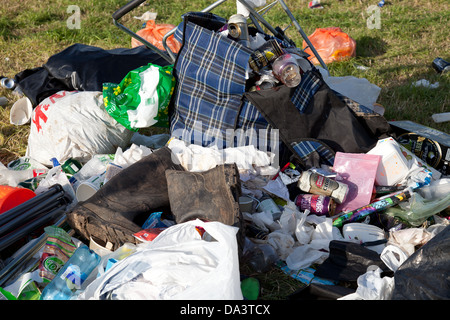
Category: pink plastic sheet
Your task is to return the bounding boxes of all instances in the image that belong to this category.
[333,152,381,214]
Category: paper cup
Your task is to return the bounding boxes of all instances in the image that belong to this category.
[239,196,254,213]
[89,236,113,257]
[10,97,32,125]
[76,172,105,202]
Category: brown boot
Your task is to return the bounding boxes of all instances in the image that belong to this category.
[67,146,185,249]
[165,163,245,251]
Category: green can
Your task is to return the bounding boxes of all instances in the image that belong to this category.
[61,159,83,175]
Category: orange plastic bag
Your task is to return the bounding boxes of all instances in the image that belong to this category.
[303,27,356,65]
[131,20,182,54]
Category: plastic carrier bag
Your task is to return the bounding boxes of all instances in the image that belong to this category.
[303,27,356,65]
[132,20,182,54]
[77,219,243,300]
[26,90,133,166]
[103,63,176,131]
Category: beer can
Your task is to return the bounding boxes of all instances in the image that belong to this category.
[294,194,336,216]
[249,39,284,72]
[432,57,450,73]
[227,14,250,47]
[62,158,83,175]
[298,170,348,204]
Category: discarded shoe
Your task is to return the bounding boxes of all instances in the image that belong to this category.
[165,163,245,252]
[165,164,242,225]
[67,146,185,250]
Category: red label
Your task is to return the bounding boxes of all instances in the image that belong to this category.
[32,104,50,133]
[315,175,324,188]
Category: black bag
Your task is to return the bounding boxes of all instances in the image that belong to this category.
[391,225,450,300]
[244,70,392,168]
[14,43,170,106]
[314,240,393,283]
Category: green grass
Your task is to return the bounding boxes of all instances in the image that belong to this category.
[0,0,449,299]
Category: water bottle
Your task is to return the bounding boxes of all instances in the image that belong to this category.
[40,244,101,300]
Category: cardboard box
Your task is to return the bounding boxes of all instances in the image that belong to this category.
[389,120,450,176]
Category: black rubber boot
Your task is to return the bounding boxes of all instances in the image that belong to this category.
[67,146,185,249]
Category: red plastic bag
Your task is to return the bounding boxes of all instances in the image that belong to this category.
[131,20,182,53]
[303,27,356,65]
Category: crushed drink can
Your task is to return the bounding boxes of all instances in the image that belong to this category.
[295,194,336,216]
[298,170,349,204]
[61,158,83,175]
[432,57,450,73]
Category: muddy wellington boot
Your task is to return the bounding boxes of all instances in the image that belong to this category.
[165,163,245,252]
[67,146,185,249]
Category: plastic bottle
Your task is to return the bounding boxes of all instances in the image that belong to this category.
[385,191,450,227]
[40,244,100,300]
[417,178,450,200]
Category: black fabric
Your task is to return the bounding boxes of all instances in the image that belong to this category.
[392,225,450,300]
[14,43,170,106]
[244,76,391,157]
[314,240,393,283]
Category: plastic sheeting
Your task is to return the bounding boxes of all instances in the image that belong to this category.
[391,224,450,300]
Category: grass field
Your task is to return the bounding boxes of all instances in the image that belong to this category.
[0,0,449,299]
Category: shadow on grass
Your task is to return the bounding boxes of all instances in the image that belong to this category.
[0,18,19,40]
[355,35,388,58]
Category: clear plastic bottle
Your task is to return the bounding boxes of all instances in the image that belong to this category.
[40,244,101,300]
[385,191,450,227]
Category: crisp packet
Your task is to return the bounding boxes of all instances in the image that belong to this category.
[38,226,77,283]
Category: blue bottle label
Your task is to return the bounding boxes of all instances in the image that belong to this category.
[60,264,88,290]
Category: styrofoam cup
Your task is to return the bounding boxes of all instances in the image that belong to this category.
[10,97,33,125]
[89,236,113,256]
[76,172,105,202]
[239,196,254,213]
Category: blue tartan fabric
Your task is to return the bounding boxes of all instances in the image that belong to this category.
[170,19,253,148]
[291,139,335,167]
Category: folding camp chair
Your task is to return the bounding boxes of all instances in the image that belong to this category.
[112,0,328,72]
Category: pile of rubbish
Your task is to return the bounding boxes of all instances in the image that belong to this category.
[0,0,449,301]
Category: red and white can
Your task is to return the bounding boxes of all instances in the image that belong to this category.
[295,194,336,216]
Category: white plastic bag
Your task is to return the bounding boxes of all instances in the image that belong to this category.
[355,266,395,300]
[78,219,242,300]
[26,91,133,166]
